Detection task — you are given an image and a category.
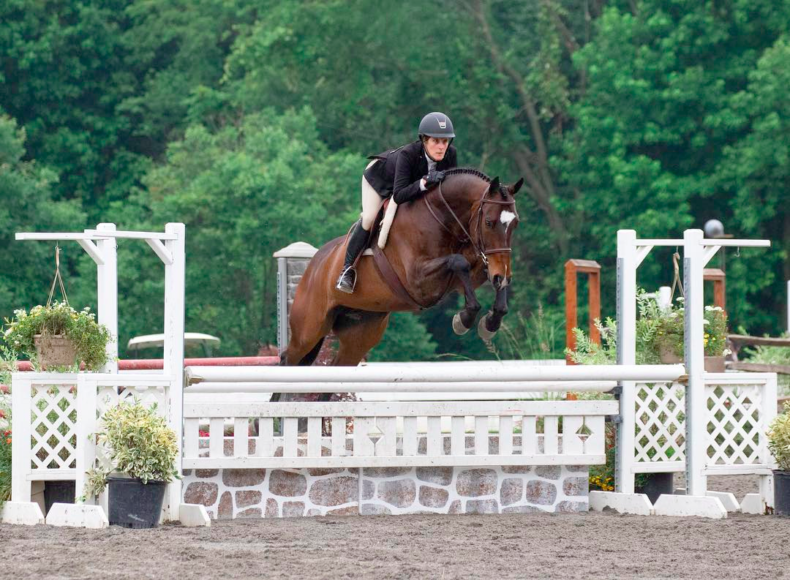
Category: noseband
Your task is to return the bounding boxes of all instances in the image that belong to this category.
[423,181,519,268]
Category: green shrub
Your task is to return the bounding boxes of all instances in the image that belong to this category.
[768,402,790,471]
[0,393,10,508]
[83,401,179,499]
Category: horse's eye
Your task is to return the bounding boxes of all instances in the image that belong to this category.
[485,219,493,228]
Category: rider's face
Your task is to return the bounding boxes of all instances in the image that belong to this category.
[424,137,450,161]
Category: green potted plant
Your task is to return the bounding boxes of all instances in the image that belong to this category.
[3,302,112,371]
[83,401,179,528]
[768,401,790,516]
[653,299,729,372]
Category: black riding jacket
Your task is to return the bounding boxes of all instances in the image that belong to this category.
[364,140,457,204]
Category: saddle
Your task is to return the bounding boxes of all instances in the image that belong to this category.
[362,197,398,255]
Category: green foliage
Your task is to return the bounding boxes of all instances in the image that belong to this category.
[3,302,111,370]
[488,307,563,361]
[768,402,790,471]
[84,401,179,498]
[367,313,437,362]
[568,291,729,364]
[0,393,10,508]
[743,337,790,395]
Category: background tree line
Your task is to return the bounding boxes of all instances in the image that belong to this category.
[1,0,789,361]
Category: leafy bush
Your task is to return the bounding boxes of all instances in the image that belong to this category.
[0,392,10,508]
[768,402,790,471]
[567,290,728,364]
[3,302,112,371]
[83,401,179,499]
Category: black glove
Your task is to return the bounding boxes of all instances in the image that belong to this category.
[424,169,446,189]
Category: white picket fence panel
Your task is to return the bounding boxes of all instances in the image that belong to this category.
[182,399,618,470]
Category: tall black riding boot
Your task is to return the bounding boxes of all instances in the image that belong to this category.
[336,220,369,293]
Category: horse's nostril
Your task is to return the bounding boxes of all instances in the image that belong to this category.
[493,275,503,289]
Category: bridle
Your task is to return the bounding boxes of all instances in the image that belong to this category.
[423,180,519,268]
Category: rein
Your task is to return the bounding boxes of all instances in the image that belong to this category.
[424,181,518,268]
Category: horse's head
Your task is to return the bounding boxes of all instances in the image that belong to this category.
[476,177,523,290]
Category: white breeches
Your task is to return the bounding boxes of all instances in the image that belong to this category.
[360,160,386,231]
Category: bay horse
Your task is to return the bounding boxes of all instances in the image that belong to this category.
[281,168,523,369]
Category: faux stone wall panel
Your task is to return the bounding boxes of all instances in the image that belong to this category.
[183,464,590,519]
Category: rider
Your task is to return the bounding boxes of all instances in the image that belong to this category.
[335,111,458,293]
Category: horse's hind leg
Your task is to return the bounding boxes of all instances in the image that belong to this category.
[281,297,334,367]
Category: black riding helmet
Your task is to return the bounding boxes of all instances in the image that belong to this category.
[418,112,455,141]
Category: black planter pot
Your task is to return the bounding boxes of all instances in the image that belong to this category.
[775,470,790,516]
[44,481,76,515]
[636,472,674,504]
[107,476,167,528]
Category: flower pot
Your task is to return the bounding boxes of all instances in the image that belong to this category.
[658,345,683,365]
[33,334,78,370]
[775,470,790,516]
[704,356,726,373]
[44,480,75,515]
[107,475,167,528]
[636,472,674,504]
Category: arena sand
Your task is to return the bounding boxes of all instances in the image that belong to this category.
[1,475,788,579]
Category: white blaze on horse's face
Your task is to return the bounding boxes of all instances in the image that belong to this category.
[500,210,517,228]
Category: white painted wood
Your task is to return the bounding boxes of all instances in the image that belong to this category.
[589,491,653,516]
[258,418,274,457]
[46,504,108,529]
[0,501,46,525]
[283,418,298,457]
[740,493,768,515]
[684,229,707,498]
[702,465,775,476]
[184,400,618,419]
[307,418,322,457]
[180,503,211,527]
[353,417,375,456]
[184,453,606,470]
[634,462,686,473]
[522,416,537,456]
[83,229,179,240]
[474,416,488,456]
[706,491,739,512]
[403,417,418,456]
[543,416,559,456]
[234,418,249,458]
[209,418,224,458]
[11,377,32,502]
[562,416,584,456]
[186,363,684,385]
[427,417,442,456]
[331,418,346,457]
[377,417,397,457]
[616,229,638,494]
[499,416,513,456]
[585,416,605,457]
[451,416,465,456]
[653,494,727,519]
[184,418,199,459]
[96,224,118,373]
[187,381,618,394]
[145,238,173,265]
[75,377,97,504]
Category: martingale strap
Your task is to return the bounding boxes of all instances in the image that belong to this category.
[371,245,426,311]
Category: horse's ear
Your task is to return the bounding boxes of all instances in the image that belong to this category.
[488,177,500,195]
[509,178,524,196]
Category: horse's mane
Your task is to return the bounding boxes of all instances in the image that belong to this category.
[444,167,491,183]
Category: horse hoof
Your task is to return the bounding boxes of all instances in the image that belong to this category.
[478,315,497,342]
[452,313,471,335]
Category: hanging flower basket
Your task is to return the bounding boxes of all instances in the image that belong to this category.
[33,334,79,370]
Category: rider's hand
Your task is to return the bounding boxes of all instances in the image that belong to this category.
[424,170,446,188]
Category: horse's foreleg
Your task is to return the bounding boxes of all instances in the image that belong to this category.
[478,285,509,342]
[445,254,482,335]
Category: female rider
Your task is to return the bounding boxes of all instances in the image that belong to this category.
[336,111,458,293]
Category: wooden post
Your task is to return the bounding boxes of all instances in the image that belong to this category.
[703,268,726,311]
[565,259,602,364]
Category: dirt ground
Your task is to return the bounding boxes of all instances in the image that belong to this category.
[1,475,788,580]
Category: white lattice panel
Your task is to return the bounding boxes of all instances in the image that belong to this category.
[634,382,686,465]
[706,383,765,465]
[30,383,78,472]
